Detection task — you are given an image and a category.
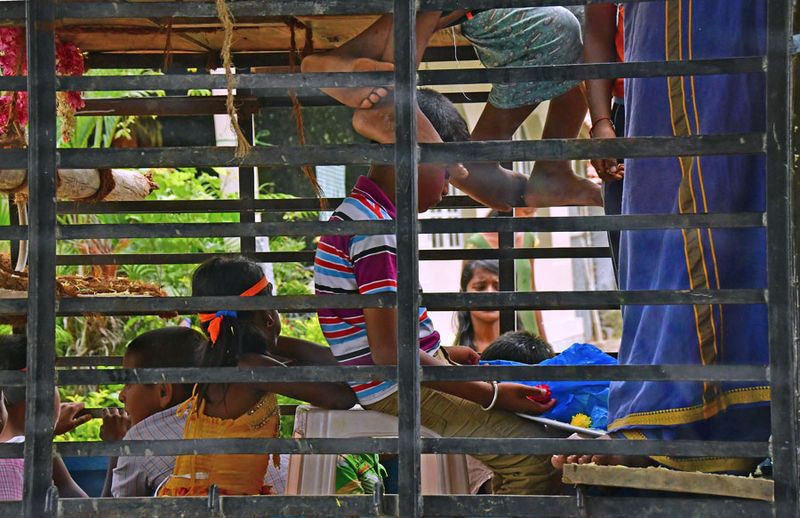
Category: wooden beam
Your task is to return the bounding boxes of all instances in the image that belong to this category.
[562,463,774,502]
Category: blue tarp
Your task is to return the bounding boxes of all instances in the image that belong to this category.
[481,343,616,429]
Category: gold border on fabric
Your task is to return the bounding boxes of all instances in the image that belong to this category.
[621,431,763,473]
[665,0,720,406]
[609,386,770,430]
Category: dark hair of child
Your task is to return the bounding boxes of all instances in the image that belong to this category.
[417,88,471,143]
[191,256,277,400]
[481,330,556,365]
[0,334,27,405]
[453,259,500,349]
[125,327,206,402]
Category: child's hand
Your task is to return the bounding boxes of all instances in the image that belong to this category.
[495,383,556,415]
[446,346,480,365]
[54,402,93,436]
[100,408,131,442]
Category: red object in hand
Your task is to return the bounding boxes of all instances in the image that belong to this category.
[527,384,552,404]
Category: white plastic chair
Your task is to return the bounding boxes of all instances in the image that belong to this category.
[285,405,471,495]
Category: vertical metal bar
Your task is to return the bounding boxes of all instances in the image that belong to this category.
[9,195,19,267]
[498,210,516,333]
[765,0,799,516]
[393,0,421,516]
[23,0,58,515]
[239,87,256,255]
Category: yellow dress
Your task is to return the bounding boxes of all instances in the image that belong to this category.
[158,391,280,496]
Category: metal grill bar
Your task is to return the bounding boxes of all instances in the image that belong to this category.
[50,247,612,266]
[0,133,765,169]
[50,58,763,92]
[0,212,766,242]
[393,0,422,515]
[0,363,768,387]
[22,0,58,515]
[765,0,800,515]
[0,437,769,461]
[45,495,772,518]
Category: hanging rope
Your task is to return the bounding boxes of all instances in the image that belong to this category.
[287,19,324,204]
[216,0,251,159]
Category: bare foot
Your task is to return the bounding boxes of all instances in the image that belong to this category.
[551,433,656,471]
[524,161,603,208]
[352,98,441,144]
[301,54,394,109]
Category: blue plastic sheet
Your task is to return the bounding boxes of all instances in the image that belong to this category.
[481,343,616,429]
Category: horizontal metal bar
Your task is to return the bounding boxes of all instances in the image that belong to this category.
[418,57,765,85]
[0,288,764,318]
[0,212,763,242]
[53,247,610,267]
[41,495,773,518]
[1,0,668,21]
[79,95,262,117]
[56,356,122,367]
[0,76,26,91]
[46,495,773,518]
[55,437,398,457]
[420,213,765,233]
[423,496,770,518]
[56,196,483,215]
[0,362,764,388]
[0,134,765,170]
[82,46,480,70]
[0,436,767,459]
[53,365,398,386]
[54,220,396,239]
[423,289,765,310]
[56,58,763,92]
[422,364,768,383]
[423,438,768,458]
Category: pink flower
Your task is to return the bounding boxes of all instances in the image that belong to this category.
[0,27,84,135]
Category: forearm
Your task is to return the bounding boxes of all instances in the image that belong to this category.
[274,336,340,366]
[374,347,495,407]
[101,457,118,497]
[238,353,357,409]
[53,455,88,498]
[264,381,356,410]
[584,5,618,122]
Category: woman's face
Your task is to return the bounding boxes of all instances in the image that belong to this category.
[466,267,500,324]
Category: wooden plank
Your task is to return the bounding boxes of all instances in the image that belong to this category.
[562,463,774,502]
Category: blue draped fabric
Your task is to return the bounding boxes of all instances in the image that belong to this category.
[608,0,771,472]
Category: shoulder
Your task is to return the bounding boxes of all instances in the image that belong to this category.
[124,405,185,440]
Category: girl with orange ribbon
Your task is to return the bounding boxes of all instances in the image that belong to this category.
[158,256,355,497]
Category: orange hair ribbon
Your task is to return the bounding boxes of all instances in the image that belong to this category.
[198,276,269,345]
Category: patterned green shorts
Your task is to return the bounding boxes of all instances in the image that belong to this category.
[461,7,583,109]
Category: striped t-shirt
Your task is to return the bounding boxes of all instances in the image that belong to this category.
[314,176,441,405]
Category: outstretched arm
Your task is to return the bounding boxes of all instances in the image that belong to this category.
[364,307,555,414]
[273,336,341,366]
[238,353,357,410]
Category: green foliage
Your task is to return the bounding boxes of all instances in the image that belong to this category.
[59,69,164,150]
[56,384,122,442]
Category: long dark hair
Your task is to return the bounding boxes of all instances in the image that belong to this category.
[191,256,276,400]
[452,259,499,349]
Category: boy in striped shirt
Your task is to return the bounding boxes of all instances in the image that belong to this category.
[314,89,563,495]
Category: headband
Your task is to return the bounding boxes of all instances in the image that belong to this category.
[198,276,269,345]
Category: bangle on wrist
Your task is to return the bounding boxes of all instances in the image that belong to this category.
[589,117,615,137]
[481,381,499,411]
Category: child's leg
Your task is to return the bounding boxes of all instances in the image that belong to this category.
[524,85,603,207]
[365,387,562,495]
[301,12,445,109]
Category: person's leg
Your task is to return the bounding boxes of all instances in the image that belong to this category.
[524,85,603,208]
[366,387,562,495]
[301,12,445,109]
